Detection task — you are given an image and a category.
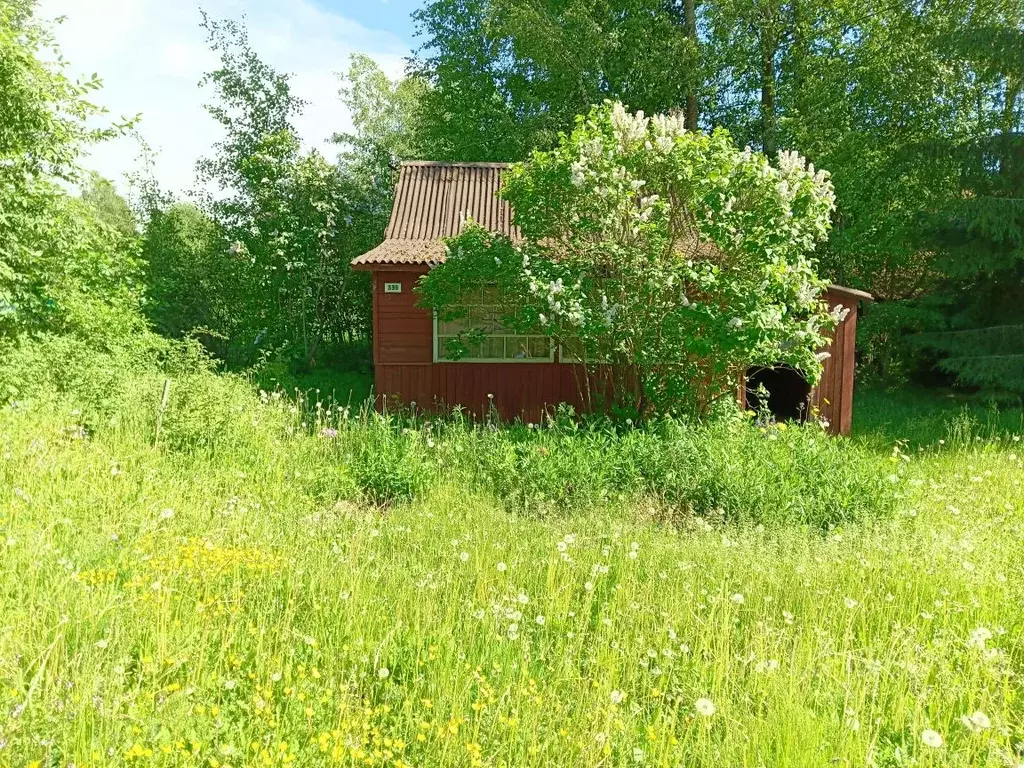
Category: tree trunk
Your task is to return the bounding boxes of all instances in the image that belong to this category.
[761,44,777,158]
[684,0,699,131]
[1002,73,1020,179]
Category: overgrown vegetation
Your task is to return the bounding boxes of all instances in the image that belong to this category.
[3,1,1024,764]
[1,352,1022,767]
[411,0,1024,395]
[420,103,837,419]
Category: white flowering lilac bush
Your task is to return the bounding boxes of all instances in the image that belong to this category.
[418,101,837,418]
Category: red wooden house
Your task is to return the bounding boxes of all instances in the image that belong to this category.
[352,161,872,434]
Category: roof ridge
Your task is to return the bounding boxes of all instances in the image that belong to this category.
[400,160,513,168]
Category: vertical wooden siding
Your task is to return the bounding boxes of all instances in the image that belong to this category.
[373,270,433,365]
[372,272,862,434]
[808,288,861,435]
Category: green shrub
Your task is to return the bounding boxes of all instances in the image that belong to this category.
[347,417,433,507]
[1,334,902,527]
[449,413,899,527]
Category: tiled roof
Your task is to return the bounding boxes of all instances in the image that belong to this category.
[352,162,519,267]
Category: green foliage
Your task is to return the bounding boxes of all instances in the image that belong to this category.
[189,15,371,368]
[419,102,836,419]
[0,0,139,344]
[462,414,896,526]
[0,336,901,529]
[412,0,1024,396]
[348,416,430,507]
[334,53,429,191]
[411,0,701,161]
[80,172,138,239]
[140,203,236,344]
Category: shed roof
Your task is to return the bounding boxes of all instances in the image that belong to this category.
[351,161,518,267]
[350,161,874,303]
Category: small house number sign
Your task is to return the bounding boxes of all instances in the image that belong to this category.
[384,282,402,294]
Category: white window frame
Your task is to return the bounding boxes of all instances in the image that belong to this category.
[433,310,555,364]
[558,342,612,364]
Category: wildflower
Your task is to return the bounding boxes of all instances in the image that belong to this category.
[920,729,943,748]
[535,615,545,626]
[517,592,529,604]
[730,593,745,605]
[459,552,469,563]
[496,562,507,572]
[160,508,174,520]
[694,698,716,717]
[377,668,390,679]
[610,690,626,705]
[969,627,993,649]
[320,427,338,439]
[843,597,858,610]
[94,638,109,649]
[960,710,991,733]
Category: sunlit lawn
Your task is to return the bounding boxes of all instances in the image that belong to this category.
[1,387,1023,767]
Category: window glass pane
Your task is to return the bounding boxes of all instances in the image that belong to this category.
[480,336,504,359]
[436,291,554,361]
[505,339,530,359]
[528,337,550,358]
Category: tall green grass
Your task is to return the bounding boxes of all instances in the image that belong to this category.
[1,349,1022,766]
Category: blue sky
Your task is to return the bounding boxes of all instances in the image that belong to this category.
[321,0,422,47]
[38,0,425,196]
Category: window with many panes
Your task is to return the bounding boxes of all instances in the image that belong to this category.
[434,286,553,362]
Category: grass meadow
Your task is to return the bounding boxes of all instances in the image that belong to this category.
[1,367,1023,767]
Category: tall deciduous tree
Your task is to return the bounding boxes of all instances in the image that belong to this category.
[195,15,370,368]
[0,0,140,343]
[411,0,701,161]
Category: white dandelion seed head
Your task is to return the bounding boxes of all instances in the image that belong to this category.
[694,698,716,717]
[969,626,993,649]
[920,729,943,748]
[960,710,991,732]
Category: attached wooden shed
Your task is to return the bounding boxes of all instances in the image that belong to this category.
[352,161,871,434]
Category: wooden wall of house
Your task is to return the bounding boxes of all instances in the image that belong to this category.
[808,287,862,436]
[370,269,863,433]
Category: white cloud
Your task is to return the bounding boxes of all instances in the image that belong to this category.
[38,0,410,197]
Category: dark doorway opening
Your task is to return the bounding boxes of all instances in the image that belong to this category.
[746,366,811,422]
